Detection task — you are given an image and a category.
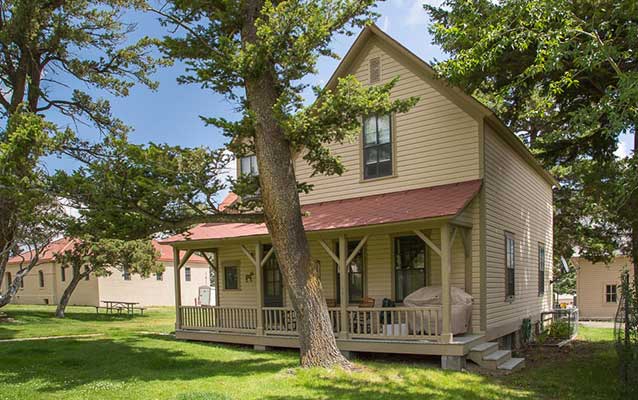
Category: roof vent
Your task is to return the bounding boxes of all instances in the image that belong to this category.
[369,57,381,84]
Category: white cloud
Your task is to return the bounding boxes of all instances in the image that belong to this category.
[381,16,390,33]
[615,132,634,159]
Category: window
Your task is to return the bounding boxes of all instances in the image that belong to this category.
[60,266,66,282]
[505,232,516,299]
[84,266,90,281]
[38,270,44,288]
[606,284,618,303]
[122,268,131,281]
[363,114,393,180]
[538,244,546,295]
[20,274,24,288]
[184,267,191,282]
[6,272,11,290]
[335,241,365,304]
[156,272,163,281]
[224,266,239,290]
[369,57,381,83]
[240,155,258,176]
[394,236,427,302]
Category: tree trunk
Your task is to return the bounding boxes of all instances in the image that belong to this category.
[55,266,84,318]
[241,0,351,369]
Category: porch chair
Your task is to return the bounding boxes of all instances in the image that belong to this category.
[353,297,375,334]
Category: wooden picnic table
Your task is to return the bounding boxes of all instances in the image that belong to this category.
[100,300,141,315]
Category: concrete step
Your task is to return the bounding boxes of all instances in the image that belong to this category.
[482,349,512,369]
[497,357,526,372]
[467,342,498,364]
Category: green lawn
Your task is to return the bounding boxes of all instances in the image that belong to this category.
[0,305,617,400]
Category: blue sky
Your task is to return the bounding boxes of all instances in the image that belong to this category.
[45,0,632,172]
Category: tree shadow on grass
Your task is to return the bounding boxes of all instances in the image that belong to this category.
[0,334,297,395]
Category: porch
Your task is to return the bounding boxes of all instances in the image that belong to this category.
[176,304,484,357]
[165,180,485,360]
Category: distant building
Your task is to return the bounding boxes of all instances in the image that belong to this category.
[574,255,633,320]
[4,238,212,307]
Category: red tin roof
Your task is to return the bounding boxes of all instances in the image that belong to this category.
[7,238,207,266]
[162,180,482,244]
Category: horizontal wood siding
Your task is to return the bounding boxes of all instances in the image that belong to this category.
[217,246,257,308]
[575,256,633,320]
[295,37,480,205]
[484,123,553,330]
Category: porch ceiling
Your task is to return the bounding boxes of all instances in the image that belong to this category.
[161,179,481,246]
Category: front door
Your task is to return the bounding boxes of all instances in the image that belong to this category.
[263,245,283,307]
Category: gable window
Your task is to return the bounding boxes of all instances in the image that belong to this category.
[38,270,45,288]
[156,272,163,281]
[505,232,516,299]
[61,266,66,282]
[224,266,239,290]
[606,284,618,303]
[394,236,427,302]
[363,114,393,180]
[538,244,546,295]
[6,272,11,290]
[184,267,191,282]
[335,241,365,304]
[240,155,258,176]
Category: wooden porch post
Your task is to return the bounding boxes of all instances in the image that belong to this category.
[173,247,182,331]
[338,235,348,339]
[440,223,453,344]
[255,243,264,336]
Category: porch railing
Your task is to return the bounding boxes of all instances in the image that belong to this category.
[179,305,441,340]
[180,306,257,332]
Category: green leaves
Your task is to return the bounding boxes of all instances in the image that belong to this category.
[426,0,638,268]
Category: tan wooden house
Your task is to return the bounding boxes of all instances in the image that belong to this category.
[5,238,211,307]
[575,255,633,320]
[162,25,556,371]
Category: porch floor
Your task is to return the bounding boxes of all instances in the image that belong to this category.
[175,329,485,357]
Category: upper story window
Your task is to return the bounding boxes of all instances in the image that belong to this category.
[5,272,11,290]
[538,244,546,296]
[156,272,163,281]
[122,268,131,281]
[61,266,66,282]
[84,266,90,281]
[363,114,393,180]
[505,232,516,299]
[240,155,258,176]
[38,270,45,288]
[606,284,618,303]
[184,267,192,282]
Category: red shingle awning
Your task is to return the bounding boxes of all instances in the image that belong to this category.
[162,180,481,244]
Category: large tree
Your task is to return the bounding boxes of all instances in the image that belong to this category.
[0,0,162,306]
[140,1,418,368]
[425,0,638,275]
[54,237,162,318]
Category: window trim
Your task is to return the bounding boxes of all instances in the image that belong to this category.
[538,243,546,296]
[333,240,367,305]
[359,114,397,182]
[605,284,618,304]
[504,231,516,301]
[392,234,428,303]
[223,265,240,290]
